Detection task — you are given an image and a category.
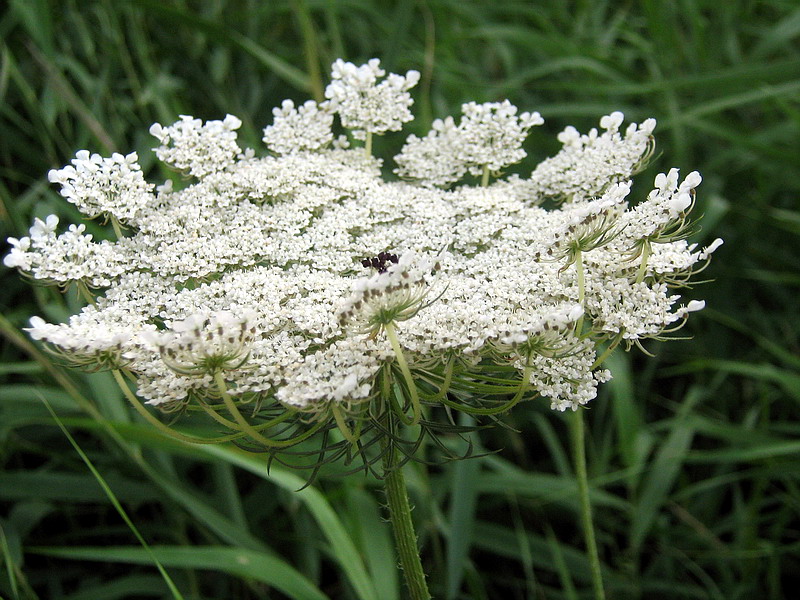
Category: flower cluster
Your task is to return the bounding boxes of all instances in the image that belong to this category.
[3,215,126,289]
[395,100,543,187]
[518,110,657,203]
[5,59,721,452]
[262,99,335,155]
[325,58,420,141]
[47,151,154,224]
[149,114,243,178]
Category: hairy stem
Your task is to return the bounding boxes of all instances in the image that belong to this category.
[380,415,431,600]
[569,409,606,600]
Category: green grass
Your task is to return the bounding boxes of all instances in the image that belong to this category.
[1,1,799,598]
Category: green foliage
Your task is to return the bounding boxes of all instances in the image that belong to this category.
[1,1,798,598]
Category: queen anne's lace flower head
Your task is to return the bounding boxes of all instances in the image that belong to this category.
[4,58,721,455]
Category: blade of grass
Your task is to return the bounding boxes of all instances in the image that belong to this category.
[0,521,21,600]
[40,396,185,600]
[128,0,311,92]
[193,444,380,600]
[629,386,703,552]
[31,546,328,600]
[344,487,399,600]
[445,449,480,599]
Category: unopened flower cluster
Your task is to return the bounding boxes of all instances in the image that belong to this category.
[5,59,721,416]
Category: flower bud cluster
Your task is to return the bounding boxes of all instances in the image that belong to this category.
[490,304,585,357]
[142,309,259,377]
[5,59,721,417]
[535,183,630,266]
[338,252,440,336]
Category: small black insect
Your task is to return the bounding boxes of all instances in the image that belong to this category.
[361,251,399,273]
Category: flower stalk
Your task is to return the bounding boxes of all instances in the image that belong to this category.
[575,249,585,334]
[385,321,422,426]
[569,408,606,600]
[380,413,431,600]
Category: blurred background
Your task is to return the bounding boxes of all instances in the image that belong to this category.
[1,1,798,598]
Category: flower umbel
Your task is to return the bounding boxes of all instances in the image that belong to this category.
[5,59,723,600]
[143,310,258,377]
[4,58,720,459]
[338,252,440,337]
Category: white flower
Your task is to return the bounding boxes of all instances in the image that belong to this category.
[455,100,543,176]
[521,112,656,203]
[7,58,720,415]
[686,300,706,312]
[150,114,243,178]
[325,58,420,140]
[263,99,334,155]
[393,116,465,187]
[29,215,60,241]
[3,236,32,269]
[48,152,153,224]
[395,100,543,186]
[698,238,724,260]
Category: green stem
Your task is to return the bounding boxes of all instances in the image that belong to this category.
[365,132,373,157]
[384,322,422,426]
[635,240,651,284]
[77,281,96,306]
[592,333,624,369]
[569,409,606,600]
[112,369,239,445]
[380,415,431,600]
[331,404,357,443]
[110,216,124,241]
[214,371,306,448]
[481,164,490,187]
[575,249,585,334]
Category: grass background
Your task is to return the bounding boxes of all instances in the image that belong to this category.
[1,1,799,598]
